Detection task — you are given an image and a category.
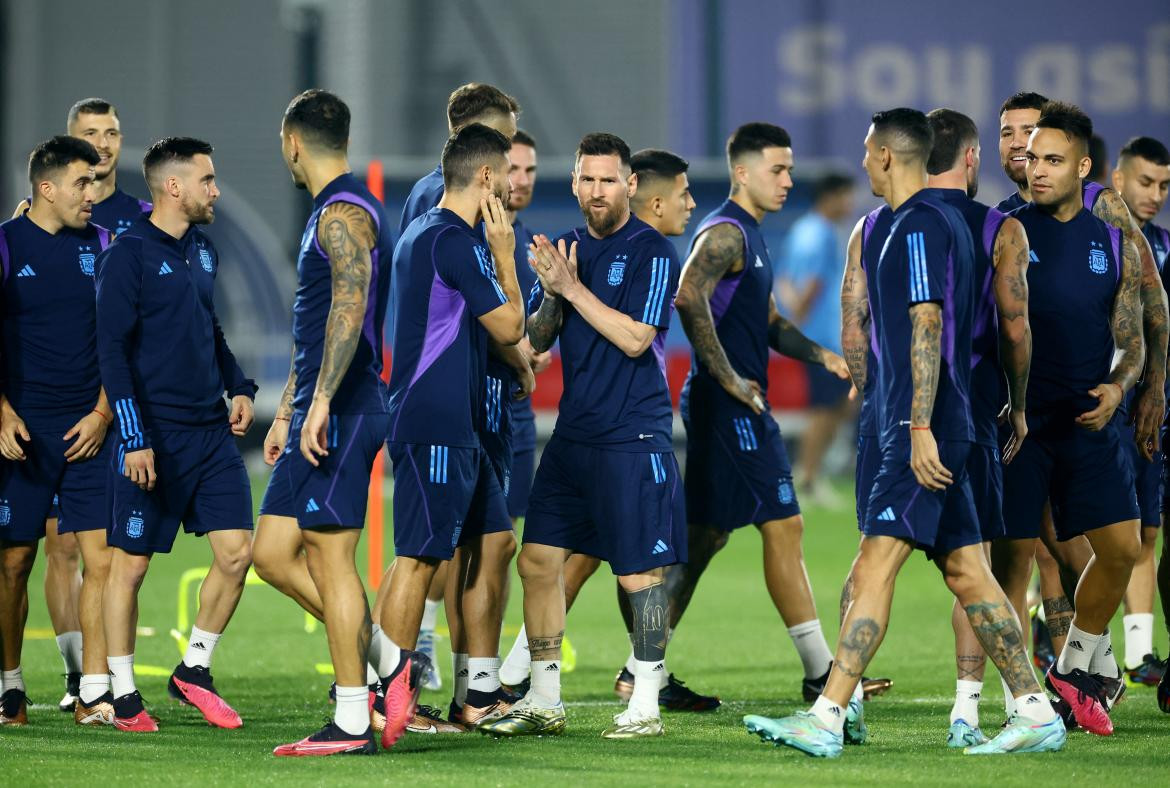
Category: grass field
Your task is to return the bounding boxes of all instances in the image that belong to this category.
[5,474,1170,786]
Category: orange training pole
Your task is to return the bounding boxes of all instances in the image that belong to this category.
[366,159,386,590]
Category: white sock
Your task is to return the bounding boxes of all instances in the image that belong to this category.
[56,631,83,675]
[530,660,561,706]
[373,629,401,679]
[108,654,136,698]
[468,657,501,694]
[1014,692,1057,723]
[851,681,864,703]
[1056,624,1100,674]
[369,624,384,672]
[499,625,531,686]
[810,694,846,734]
[788,619,834,679]
[183,626,221,669]
[452,652,469,707]
[1123,614,1155,669]
[1000,674,1017,717]
[629,658,663,718]
[1088,627,1119,678]
[1,667,24,693]
[950,679,982,726]
[333,684,370,736]
[79,674,110,704]
[624,635,638,675]
[421,599,441,632]
[365,664,379,685]
[656,629,675,689]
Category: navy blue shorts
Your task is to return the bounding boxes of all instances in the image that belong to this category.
[968,443,1006,541]
[507,438,536,519]
[0,420,113,543]
[1001,421,1139,541]
[806,363,852,408]
[108,427,253,554]
[524,435,686,575]
[1118,421,1163,527]
[683,381,799,531]
[855,433,881,531]
[480,373,515,516]
[259,411,389,529]
[388,442,510,561]
[863,439,981,558]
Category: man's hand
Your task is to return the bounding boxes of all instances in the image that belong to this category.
[300,396,331,466]
[229,395,255,437]
[124,448,157,491]
[723,375,766,415]
[519,336,552,374]
[63,411,109,462]
[482,194,515,266]
[513,359,536,400]
[999,406,1028,464]
[1131,382,1165,461]
[819,349,851,380]
[1075,382,1123,431]
[909,428,953,491]
[264,418,290,466]
[530,236,579,297]
[0,406,29,461]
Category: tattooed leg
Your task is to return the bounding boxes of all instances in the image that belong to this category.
[517,542,572,663]
[952,598,987,681]
[663,524,727,630]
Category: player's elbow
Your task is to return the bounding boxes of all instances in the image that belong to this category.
[488,305,525,346]
[622,328,657,358]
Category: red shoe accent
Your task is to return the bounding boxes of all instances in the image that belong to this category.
[171,676,243,729]
[380,657,421,750]
[273,735,374,757]
[114,710,159,732]
[1046,670,1113,736]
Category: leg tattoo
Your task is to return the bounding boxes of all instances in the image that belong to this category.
[839,574,854,626]
[964,601,1041,695]
[626,582,668,662]
[1042,596,1073,639]
[527,632,564,661]
[837,618,880,679]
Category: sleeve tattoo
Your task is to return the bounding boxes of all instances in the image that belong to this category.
[527,293,562,353]
[675,223,743,387]
[1108,238,1146,392]
[909,303,943,427]
[992,218,1031,411]
[276,344,297,419]
[840,225,870,390]
[315,202,376,400]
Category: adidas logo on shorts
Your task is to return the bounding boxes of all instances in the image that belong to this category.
[305,498,320,513]
[651,540,669,555]
[877,507,896,522]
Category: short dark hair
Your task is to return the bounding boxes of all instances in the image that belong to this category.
[870,108,933,162]
[1118,136,1170,168]
[283,89,350,152]
[441,123,511,190]
[1087,134,1109,181]
[999,91,1049,116]
[447,83,520,132]
[727,122,791,164]
[630,148,689,191]
[926,108,980,176]
[812,172,855,202]
[512,128,536,150]
[67,97,117,129]
[1035,101,1093,154]
[142,137,214,187]
[576,132,631,168]
[28,135,100,187]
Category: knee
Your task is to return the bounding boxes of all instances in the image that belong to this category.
[83,551,112,585]
[109,553,151,590]
[0,545,36,581]
[1139,527,1158,553]
[45,535,81,566]
[487,530,517,565]
[251,542,285,586]
[215,540,253,580]
[517,546,559,585]
[762,516,805,552]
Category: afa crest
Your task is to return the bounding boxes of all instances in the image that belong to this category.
[126,510,145,539]
[607,254,628,286]
[199,248,214,273]
[0,499,10,527]
[1089,241,1108,275]
[78,245,96,276]
[777,479,795,505]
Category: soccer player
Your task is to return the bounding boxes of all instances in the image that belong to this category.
[384,83,522,712]
[96,137,256,732]
[68,98,152,235]
[250,90,392,755]
[923,108,1034,744]
[1110,135,1170,687]
[998,102,1145,736]
[377,123,526,749]
[480,132,684,740]
[674,123,848,702]
[0,137,114,726]
[745,108,1064,758]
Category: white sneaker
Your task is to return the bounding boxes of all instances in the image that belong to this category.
[601,708,664,739]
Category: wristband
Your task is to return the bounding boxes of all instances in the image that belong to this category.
[910,426,930,431]
[92,409,112,424]
[274,415,291,422]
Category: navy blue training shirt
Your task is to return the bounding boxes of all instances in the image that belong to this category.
[858,205,895,440]
[91,188,151,237]
[95,217,256,449]
[399,166,444,237]
[531,214,679,451]
[0,215,111,424]
[868,188,976,447]
[292,172,393,414]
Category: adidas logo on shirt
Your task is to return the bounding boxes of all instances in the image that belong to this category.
[877,507,896,522]
[16,265,35,277]
[651,539,669,555]
[305,498,320,513]
[1028,250,1039,263]
[159,261,174,275]
[754,255,765,268]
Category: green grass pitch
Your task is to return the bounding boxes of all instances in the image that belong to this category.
[5,476,1170,785]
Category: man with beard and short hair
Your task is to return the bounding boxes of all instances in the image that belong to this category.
[481,133,685,740]
[96,137,257,733]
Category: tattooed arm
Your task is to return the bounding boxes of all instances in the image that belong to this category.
[767,296,849,381]
[908,302,953,491]
[840,217,869,390]
[275,344,297,421]
[675,223,765,413]
[263,344,297,466]
[992,217,1031,412]
[526,292,563,353]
